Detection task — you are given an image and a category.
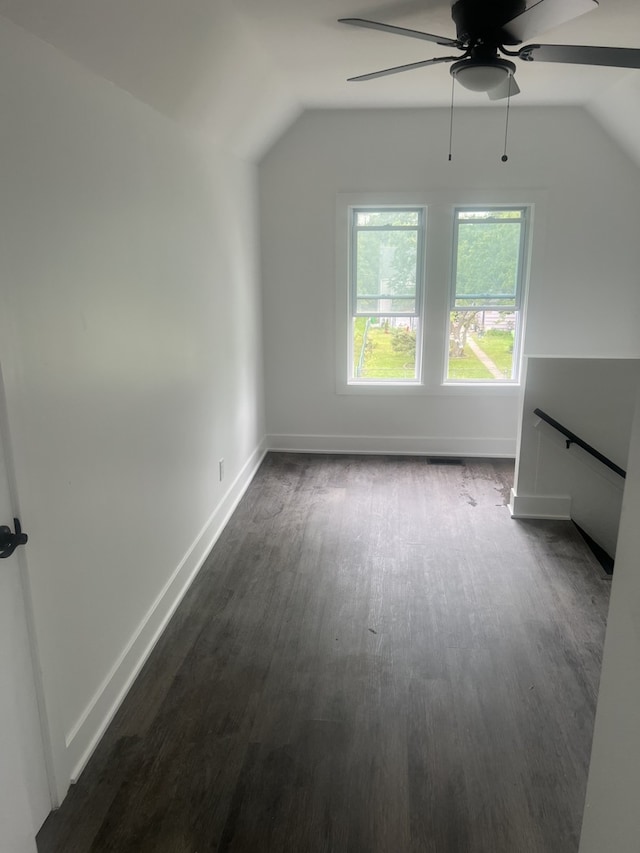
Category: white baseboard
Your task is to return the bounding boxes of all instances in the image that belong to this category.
[267,433,516,458]
[509,489,572,519]
[66,441,267,783]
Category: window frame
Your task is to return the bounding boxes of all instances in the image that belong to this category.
[348,206,427,386]
[444,205,531,385]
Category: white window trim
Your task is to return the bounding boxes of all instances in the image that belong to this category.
[443,204,532,386]
[349,205,427,387]
[336,190,546,397]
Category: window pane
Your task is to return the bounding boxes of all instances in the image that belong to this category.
[454,216,522,309]
[355,229,417,315]
[458,210,522,220]
[447,310,516,381]
[356,297,415,314]
[356,210,419,227]
[352,317,419,381]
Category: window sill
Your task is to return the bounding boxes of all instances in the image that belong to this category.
[337,381,521,396]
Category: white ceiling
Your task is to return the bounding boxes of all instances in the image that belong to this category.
[234,0,640,109]
[2,0,640,108]
[1,0,640,155]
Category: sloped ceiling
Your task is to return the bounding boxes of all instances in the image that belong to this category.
[587,73,640,168]
[0,0,301,159]
[1,0,640,161]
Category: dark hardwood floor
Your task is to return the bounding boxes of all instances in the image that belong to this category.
[37,453,611,853]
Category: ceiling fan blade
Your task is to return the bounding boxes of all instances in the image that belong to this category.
[487,75,521,100]
[502,0,598,44]
[338,18,461,48]
[347,55,460,82]
[519,43,640,69]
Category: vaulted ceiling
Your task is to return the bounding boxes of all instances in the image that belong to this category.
[1,0,639,160]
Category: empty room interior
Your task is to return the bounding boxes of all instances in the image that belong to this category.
[1,1,640,851]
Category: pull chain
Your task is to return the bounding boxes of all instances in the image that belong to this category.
[448,74,456,161]
[502,76,513,163]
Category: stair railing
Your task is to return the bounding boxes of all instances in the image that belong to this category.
[533,408,626,479]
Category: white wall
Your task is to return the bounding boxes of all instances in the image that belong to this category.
[0,17,266,800]
[259,107,640,456]
[511,358,640,555]
[579,384,640,852]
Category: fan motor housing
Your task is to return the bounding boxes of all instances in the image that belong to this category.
[452,0,526,45]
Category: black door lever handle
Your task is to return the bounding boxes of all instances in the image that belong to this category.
[0,518,28,558]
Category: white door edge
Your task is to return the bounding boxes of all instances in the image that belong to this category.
[0,361,57,814]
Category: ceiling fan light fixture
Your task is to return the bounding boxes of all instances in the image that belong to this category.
[450,58,516,92]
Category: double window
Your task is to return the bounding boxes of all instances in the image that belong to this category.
[343,201,531,388]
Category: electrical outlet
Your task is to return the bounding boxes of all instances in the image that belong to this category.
[219,458,224,481]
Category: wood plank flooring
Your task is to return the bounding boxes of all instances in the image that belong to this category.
[37,453,611,853]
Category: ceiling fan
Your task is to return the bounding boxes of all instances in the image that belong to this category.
[339,0,640,100]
